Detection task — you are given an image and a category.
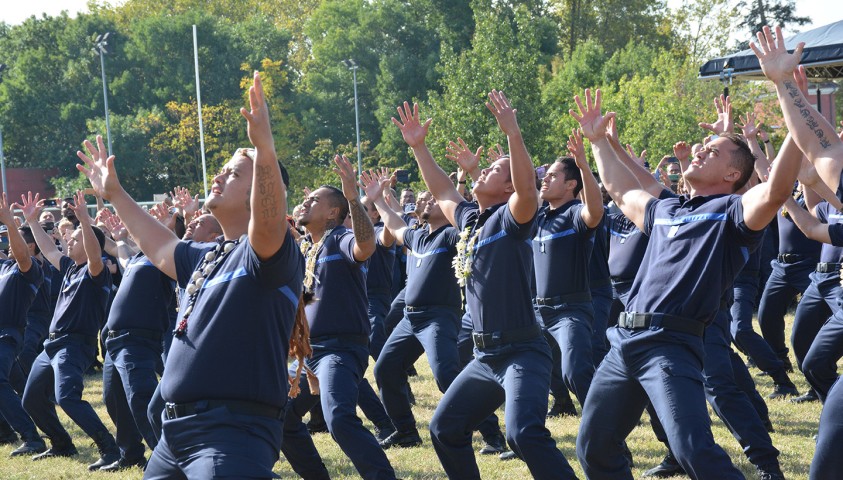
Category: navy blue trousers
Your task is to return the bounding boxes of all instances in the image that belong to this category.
[757,259,814,360]
[0,331,39,439]
[282,341,396,480]
[22,337,112,447]
[541,302,595,406]
[730,271,790,382]
[590,285,613,366]
[374,306,461,432]
[383,288,406,336]
[804,309,843,402]
[11,313,49,391]
[103,333,163,461]
[811,375,843,479]
[430,337,575,480]
[368,292,391,360]
[793,271,841,375]
[456,311,503,440]
[144,405,283,479]
[577,326,742,479]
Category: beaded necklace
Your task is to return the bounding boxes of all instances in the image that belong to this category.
[173,236,241,337]
[452,221,483,287]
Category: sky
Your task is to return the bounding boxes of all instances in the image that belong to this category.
[1,0,843,46]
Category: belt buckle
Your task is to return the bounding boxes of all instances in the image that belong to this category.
[472,332,485,349]
[164,403,177,420]
[48,333,56,341]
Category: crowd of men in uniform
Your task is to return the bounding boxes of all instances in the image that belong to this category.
[1,25,843,480]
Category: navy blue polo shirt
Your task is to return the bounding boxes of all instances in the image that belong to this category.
[626,194,763,325]
[106,252,176,333]
[606,213,647,281]
[365,223,395,294]
[588,209,611,289]
[304,226,370,338]
[27,257,53,320]
[403,225,461,309]
[741,229,765,274]
[533,200,594,298]
[778,199,821,258]
[455,201,537,333]
[50,256,111,336]
[160,232,303,409]
[815,202,843,264]
[0,258,43,330]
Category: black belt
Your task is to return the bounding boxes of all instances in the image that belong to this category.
[777,253,804,264]
[309,334,369,346]
[617,312,705,337]
[405,305,459,313]
[107,328,163,342]
[164,399,283,421]
[47,332,98,348]
[816,263,842,273]
[535,292,592,306]
[472,323,542,349]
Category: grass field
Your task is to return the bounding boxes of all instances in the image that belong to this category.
[0,311,832,479]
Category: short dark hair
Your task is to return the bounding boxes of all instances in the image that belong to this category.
[555,157,583,197]
[319,185,349,222]
[18,226,40,255]
[722,133,756,192]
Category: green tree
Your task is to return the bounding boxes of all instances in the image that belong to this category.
[736,0,810,49]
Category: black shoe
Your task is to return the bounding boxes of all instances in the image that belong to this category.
[10,439,47,457]
[88,450,120,471]
[547,398,577,418]
[499,450,518,461]
[479,434,506,455]
[32,444,78,461]
[0,431,18,445]
[768,383,798,399]
[306,418,328,434]
[792,390,819,403]
[642,452,685,478]
[100,457,146,472]
[756,464,785,480]
[379,429,422,449]
[375,424,395,443]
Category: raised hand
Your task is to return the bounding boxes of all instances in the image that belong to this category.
[240,71,275,152]
[172,186,200,216]
[567,128,588,169]
[148,202,176,231]
[606,116,620,144]
[739,112,760,138]
[76,135,120,200]
[570,88,615,142]
[699,94,733,135]
[750,25,805,83]
[69,191,93,227]
[391,102,431,148]
[626,144,647,167]
[673,141,692,162]
[359,169,386,200]
[0,193,15,227]
[487,143,506,162]
[445,138,483,172]
[14,191,44,223]
[486,90,521,137]
[104,213,128,241]
[332,154,359,200]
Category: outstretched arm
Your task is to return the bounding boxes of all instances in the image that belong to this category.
[361,171,409,247]
[783,196,831,243]
[606,117,667,197]
[70,191,104,276]
[15,192,63,270]
[445,138,482,182]
[741,129,804,231]
[334,154,375,262]
[486,90,538,224]
[699,94,734,135]
[0,194,32,272]
[571,89,653,230]
[392,102,464,227]
[77,135,179,280]
[242,71,288,260]
[751,26,843,194]
[567,129,603,228]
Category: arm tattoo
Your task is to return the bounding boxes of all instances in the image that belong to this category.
[255,165,280,220]
[784,81,832,149]
[348,198,374,244]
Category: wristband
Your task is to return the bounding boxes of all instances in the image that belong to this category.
[458,181,466,185]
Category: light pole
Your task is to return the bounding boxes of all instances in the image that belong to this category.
[93,32,113,156]
[0,63,6,195]
[341,59,362,195]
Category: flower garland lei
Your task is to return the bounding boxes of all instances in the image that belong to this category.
[452,223,483,287]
